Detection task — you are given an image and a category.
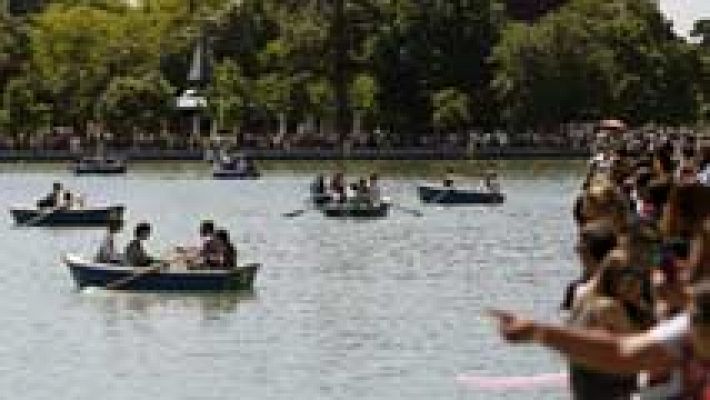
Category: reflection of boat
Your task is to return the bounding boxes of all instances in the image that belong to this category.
[84,290,257,319]
[73,157,127,175]
[418,185,505,204]
[321,201,390,218]
[212,153,260,179]
[63,254,260,291]
[11,206,125,227]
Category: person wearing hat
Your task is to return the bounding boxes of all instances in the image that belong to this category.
[123,222,158,267]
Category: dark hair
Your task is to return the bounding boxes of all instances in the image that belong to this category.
[135,222,151,237]
[53,182,62,190]
[215,229,235,268]
[646,179,670,210]
[215,229,230,243]
[200,220,215,235]
[580,221,617,263]
[654,148,674,174]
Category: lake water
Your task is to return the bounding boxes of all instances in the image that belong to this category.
[0,161,584,400]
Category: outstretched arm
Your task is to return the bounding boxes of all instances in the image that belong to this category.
[491,310,677,374]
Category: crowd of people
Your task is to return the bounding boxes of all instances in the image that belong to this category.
[493,128,710,399]
[95,220,238,271]
[311,172,383,206]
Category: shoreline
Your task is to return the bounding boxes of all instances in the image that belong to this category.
[0,147,591,162]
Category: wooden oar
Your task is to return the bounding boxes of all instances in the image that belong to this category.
[104,262,166,290]
[283,209,308,218]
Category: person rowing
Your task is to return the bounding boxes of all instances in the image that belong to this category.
[330,172,347,203]
[37,182,64,209]
[443,167,456,188]
[175,220,219,267]
[123,222,162,268]
[482,171,500,194]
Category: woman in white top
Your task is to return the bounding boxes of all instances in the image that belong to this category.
[95,218,123,263]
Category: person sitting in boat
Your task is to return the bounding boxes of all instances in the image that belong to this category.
[311,174,331,204]
[330,172,347,203]
[60,192,75,210]
[353,178,371,205]
[443,168,455,188]
[123,222,159,267]
[311,174,326,195]
[176,220,218,266]
[95,218,123,264]
[212,229,237,269]
[483,172,501,193]
[37,182,64,209]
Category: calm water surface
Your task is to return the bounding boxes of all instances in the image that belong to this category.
[0,161,583,399]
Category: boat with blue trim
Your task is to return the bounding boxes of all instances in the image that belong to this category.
[63,254,260,291]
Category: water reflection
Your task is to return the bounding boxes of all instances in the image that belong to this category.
[79,289,257,321]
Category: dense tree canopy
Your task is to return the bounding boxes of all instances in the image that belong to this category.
[0,0,707,142]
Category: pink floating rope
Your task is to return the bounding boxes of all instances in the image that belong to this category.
[456,371,568,390]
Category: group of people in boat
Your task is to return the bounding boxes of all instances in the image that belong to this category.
[311,172,383,205]
[96,219,237,270]
[492,128,710,399]
[218,153,257,174]
[443,168,500,193]
[37,182,84,210]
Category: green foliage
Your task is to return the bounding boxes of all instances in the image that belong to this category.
[98,72,175,137]
[2,77,51,136]
[350,73,378,114]
[0,0,706,140]
[206,59,249,131]
[491,0,701,128]
[431,88,471,132]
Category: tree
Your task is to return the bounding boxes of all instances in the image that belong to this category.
[98,72,175,142]
[30,3,169,130]
[206,60,249,136]
[491,0,701,128]
[349,73,378,136]
[252,72,292,136]
[0,13,30,92]
[431,88,471,135]
[2,77,51,140]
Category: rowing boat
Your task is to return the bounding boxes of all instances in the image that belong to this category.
[11,205,125,227]
[63,254,260,291]
[320,201,390,218]
[417,185,505,204]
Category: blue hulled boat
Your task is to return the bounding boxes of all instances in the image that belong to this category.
[212,154,260,179]
[11,205,125,227]
[63,254,260,291]
[417,185,505,205]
